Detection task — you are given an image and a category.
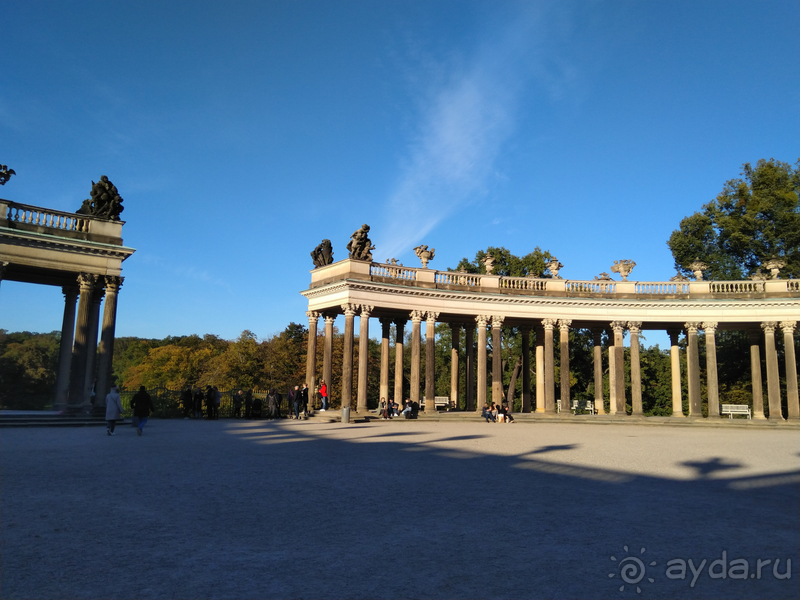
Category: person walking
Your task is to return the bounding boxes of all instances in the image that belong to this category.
[300,383,310,417]
[267,389,279,419]
[130,386,155,436]
[319,379,329,411]
[233,389,244,418]
[105,385,123,435]
[180,387,192,419]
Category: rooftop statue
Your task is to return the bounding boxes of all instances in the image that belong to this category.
[546,257,563,279]
[689,259,708,281]
[347,224,375,261]
[387,258,402,266]
[76,175,124,220]
[762,256,786,279]
[483,254,495,274]
[670,272,689,282]
[413,244,435,268]
[311,239,334,268]
[0,164,16,186]
[594,272,613,281]
[610,259,636,281]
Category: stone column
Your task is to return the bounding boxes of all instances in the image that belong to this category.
[379,317,391,404]
[748,330,765,419]
[780,321,798,420]
[356,305,373,413]
[491,316,504,406]
[465,323,475,411]
[450,323,461,410]
[425,312,438,412]
[521,326,531,413]
[543,319,556,413]
[608,327,617,415]
[409,310,423,406]
[68,273,96,412]
[558,319,572,414]
[703,322,720,419]
[762,322,783,420]
[535,325,545,413]
[95,277,123,405]
[393,317,406,404]
[628,322,642,416]
[340,305,357,412]
[685,322,702,417]
[54,285,79,410]
[476,316,489,410]
[592,329,604,414]
[611,321,627,415]
[84,282,105,410]
[304,311,320,414]
[668,328,684,417]
[323,314,335,405]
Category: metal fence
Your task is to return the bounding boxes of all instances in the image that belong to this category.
[118,387,279,419]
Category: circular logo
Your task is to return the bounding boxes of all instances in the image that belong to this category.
[609,546,656,594]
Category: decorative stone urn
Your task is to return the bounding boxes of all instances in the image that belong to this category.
[763,257,786,279]
[546,257,563,279]
[610,259,636,281]
[483,254,495,274]
[689,259,708,281]
[413,245,435,269]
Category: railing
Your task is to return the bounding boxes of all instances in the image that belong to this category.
[635,282,689,295]
[370,264,418,281]
[710,281,765,294]
[436,271,481,286]
[565,281,616,294]
[787,280,799,292]
[499,276,547,291]
[4,201,89,233]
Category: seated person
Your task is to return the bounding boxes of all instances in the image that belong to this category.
[383,399,393,420]
[502,404,515,423]
[391,400,400,417]
[481,403,495,423]
[400,399,413,418]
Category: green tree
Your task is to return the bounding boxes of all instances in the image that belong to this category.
[454,246,554,277]
[668,158,800,280]
[0,330,60,409]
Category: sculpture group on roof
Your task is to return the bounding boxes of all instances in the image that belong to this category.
[310,239,334,268]
[346,224,375,261]
[76,175,125,221]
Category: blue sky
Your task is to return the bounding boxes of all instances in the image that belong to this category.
[1,0,798,346]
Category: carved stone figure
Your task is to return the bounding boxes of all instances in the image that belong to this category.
[594,272,613,281]
[670,273,689,282]
[546,257,563,279]
[0,164,16,186]
[689,259,708,281]
[762,257,786,279]
[413,245,435,268]
[610,259,636,281]
[311,239,334,268]
[346,224,375,261]
[749,269,767,281]
[76,175,125,220]
[483,254,495,275]
[387,258,402,266]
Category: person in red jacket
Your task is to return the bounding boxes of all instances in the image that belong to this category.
[319,380,329,411]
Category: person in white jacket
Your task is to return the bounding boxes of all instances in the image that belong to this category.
[105,386,124,436]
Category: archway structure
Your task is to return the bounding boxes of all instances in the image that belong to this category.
[301,258,799,421]
[0,199,135,413]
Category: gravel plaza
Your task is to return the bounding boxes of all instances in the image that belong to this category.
[1,418,798,600]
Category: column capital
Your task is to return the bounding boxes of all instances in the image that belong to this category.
[684,322,701,334]
[77,272,97,291]
[410,309,424,323]
[558,318,572,331]
[425,311,439,322]
[341,303,358,317]
[104,275,124,291]
[306,310,321,323]
[393,316,407,329]
[702,321,718,335]
[610,320,626,334]
[761,321,778,334]
[542,318,557,331]
[379,316,393,326]
[627,321,642,334]
[476,315,490,328]
[62,284,78,298]
[667,328,682,344]
[491,315,505,328]
[324,313,337,324]
[359,305,374,318]
[780,321,797,334]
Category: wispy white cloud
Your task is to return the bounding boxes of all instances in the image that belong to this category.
[376,6,568,260]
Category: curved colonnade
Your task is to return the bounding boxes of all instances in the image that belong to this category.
[301,259,800,421]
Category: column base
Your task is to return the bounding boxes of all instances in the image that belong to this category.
[671,412,686,418]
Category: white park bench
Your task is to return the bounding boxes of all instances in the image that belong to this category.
[720,404,751,419]
[557,399,595,415]
[421,396,451,411]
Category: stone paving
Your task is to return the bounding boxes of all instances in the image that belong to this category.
[1,419,798,600]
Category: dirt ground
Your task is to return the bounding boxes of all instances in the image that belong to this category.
[1,418,798,600]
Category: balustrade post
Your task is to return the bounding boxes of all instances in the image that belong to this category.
[68,273,96,412]
[629,322,643,416]
[592,329,604,414]
[379,317,391,405]
[703,322,720,418]
[356,306,372,413]
[450,323,461,410]
[95,276,123,407]
[780,322,799,420]
[762,322,783,420]
[465,322,475,411]
[393,317,406,405]
[340,304,357,413]
[748,330,766,419]
[543,319,556,413]
[685,322,702,417]
[668,328,684,417]
[535,325,545,413]
[323,314,335,405]
[305,311,320,414]
[521,326,531,413]
[425,312,439,411]
[54,286,79,410]
[491,316,504,406]
[476,316,489,410]
[611,321,627,415]
[409,310,423,406]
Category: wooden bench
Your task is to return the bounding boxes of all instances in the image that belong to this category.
[721,404,751,419]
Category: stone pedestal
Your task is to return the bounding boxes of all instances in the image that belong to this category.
[780,322,798,420]
[762,322,783,420]
[543,319,556,413]
[668,328,684,417]
[629,322,642,416]
[491,316,504,406]
[703,322,719,418]
[356,306,372,413]
[685,322,702,417]
[558,319,572,415]
[749,330,765,419]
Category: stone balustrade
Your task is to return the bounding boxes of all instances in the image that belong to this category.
[310,258,799,299]
[2,201,89,233]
